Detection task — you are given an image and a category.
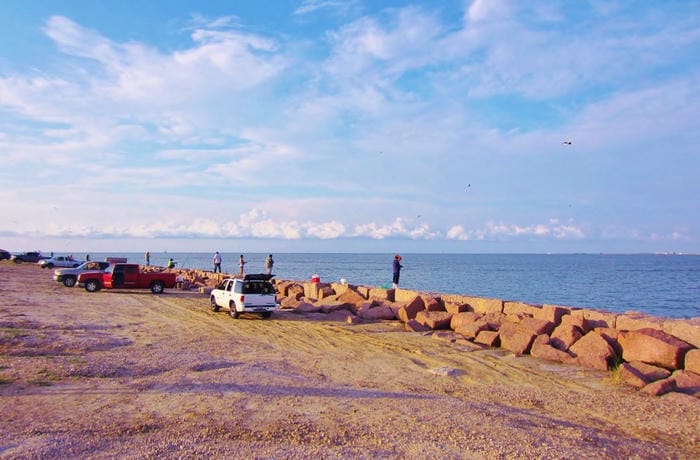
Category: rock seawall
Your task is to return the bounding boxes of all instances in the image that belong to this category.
[165,267,700,398]
[273,278,700,399]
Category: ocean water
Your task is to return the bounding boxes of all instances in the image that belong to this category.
[82,252,699,319]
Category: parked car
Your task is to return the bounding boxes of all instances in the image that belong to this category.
[210,274,278,319]
[38,255,81,269]
[77,263,177,294]
[0,249,11,261]
[10,251,47,263]
[54,261,110,287]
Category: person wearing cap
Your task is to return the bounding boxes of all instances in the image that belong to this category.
[392,254,403,289]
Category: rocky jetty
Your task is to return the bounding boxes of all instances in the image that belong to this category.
[168,267,700,398]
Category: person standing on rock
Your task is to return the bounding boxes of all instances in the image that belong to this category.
[265,254,274,275]
[145,252,150,265]
[392,254,403,289]
[213,251,222,273]
[239,255,247,275]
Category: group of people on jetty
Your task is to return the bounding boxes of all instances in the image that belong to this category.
[142,251,406,288]
[144,252,275,277]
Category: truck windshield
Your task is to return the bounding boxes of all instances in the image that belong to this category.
[242,281,274,295]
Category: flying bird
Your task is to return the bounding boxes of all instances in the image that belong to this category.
[562,140,572,145]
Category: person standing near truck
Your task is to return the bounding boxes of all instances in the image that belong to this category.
[265,254,274,275]
[239,255,246,275]
[145,252,150,265]
[213,251,222,273]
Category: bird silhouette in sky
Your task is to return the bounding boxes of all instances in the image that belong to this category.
[562,140,572,145]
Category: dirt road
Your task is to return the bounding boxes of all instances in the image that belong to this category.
[1,261,698,458]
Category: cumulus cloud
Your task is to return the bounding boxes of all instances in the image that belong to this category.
[446,219,585,241]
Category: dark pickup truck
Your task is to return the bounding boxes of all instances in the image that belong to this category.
[77,263,177,294]
[11,251,48,263]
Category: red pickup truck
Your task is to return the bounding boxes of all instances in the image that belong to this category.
[77,263,177,294]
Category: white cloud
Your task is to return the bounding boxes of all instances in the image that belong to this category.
[294,0,359,16]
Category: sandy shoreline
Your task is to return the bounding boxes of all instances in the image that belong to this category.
[1,261,699,458]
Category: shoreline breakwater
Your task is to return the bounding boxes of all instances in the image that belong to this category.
[170,266,700,398]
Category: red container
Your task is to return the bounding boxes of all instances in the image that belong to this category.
[311,274,320,283]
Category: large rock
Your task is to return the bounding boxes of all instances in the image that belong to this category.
[286,284,305,301]
[325,310,357,322]
[671,370,700,398]
[594,327,622,356]
[358,305,396,321]
[530,337,572,363]
[641,378,677,397]
[475,330,500,347]
[444,302,471,315]
[368,287,394,302]
[549,324,583,351]
[498,322,536,356]
[454,319,490,340]
[569,331,617,371]
[335,288,367,305]
[304,282,332,300]
[618,361,672,388]
[517,317,555,336]
[405,319,431,332]
[397,296,425,323]
[570,309,617,330]
[317,286,336,299]
[618,328,693,370]
[503,301,541,317]
[536,304,570,325]
[685,349,700,374]
[291,301,322,314]
[415,311,453,330]
[319,301,355,314]
[423,297,443,312]
[463,296,504,315]
[560,314,586,331]
[393,288,421,303]
[450,312,481,330]
[482,312,506,330]
[616,312,664,331]
[663,318,700,348]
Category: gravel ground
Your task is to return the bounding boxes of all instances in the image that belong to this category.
[1,261,699,459]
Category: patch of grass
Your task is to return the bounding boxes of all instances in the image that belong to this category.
[0,327,24,339]
[29,367,62,386]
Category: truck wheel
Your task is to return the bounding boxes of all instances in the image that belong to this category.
[151,281,165,294]
[229,301,240,319]
[261,312,272,319]
[63,276,77,287]
[85,279,100,292]
[13,259,21,264]
[210,297,220,312]
[46,263,54,269]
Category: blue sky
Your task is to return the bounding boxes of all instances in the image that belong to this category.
[1,0,699,254]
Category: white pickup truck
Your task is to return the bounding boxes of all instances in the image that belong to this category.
[210,274,278,319]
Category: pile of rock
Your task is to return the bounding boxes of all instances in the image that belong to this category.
[274,279,700,398]
[144,266,235,291]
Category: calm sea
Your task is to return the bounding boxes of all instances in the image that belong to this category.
[82,252,699,319]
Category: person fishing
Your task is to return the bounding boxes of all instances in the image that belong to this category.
[392,254,403,289]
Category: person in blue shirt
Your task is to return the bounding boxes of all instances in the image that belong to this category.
[392,254,403,289]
